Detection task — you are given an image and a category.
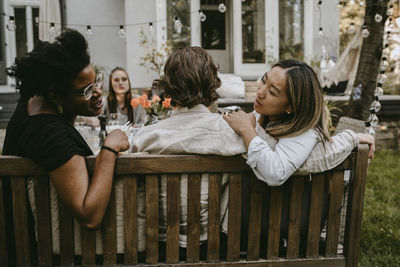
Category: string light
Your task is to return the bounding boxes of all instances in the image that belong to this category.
[148,22,154,33]
[380,57,389,71]
[318,1,323,36]
[349,0,355,5]
[362,24,369,38]
[336,1,343,9]
[378,70,387,84]
[364,121,376,136]
[34,16,39,25]
[319,27,323,36]
[199,10,206,22]
[118,25,126,39]
[86,25,94,38]
[374,83,384,96]
[386,4,394,16]
[370,96,382,112]
[174,16,182,33]
[48,22,56,37]
[218,2,227,13]
[367,109,379,126]
[7,16,16,31]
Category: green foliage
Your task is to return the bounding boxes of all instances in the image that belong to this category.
[360,150,400,266]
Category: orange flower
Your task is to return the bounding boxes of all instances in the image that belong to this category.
[162,98,171,109]
[138,94,148,106]
[151,95,161,103]
[131,97,141,108]
[143,100,151,108]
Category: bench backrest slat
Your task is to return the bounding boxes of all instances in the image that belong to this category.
[58,194,74,265]
[11,176,30,267]
[306,173,326,258]
[326,171,345,256]
[247,174,264,260]
[34,176,53,266]
[123,174,138,265]
[145,174,159,264]
[166,174,180,263]
[186,174,201,262]
[0,177,9,266]
[267,186,283,259]
[102,178,118,264]
[287,176,305,258]
[344,146,369,266]
[81,225,96,265]
[207,173,222,262]
[226,173,242,261]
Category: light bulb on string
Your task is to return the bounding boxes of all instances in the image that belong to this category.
[218,2,227,13]
[359,0,365,6]
[370,96,382,112]
[148,22,154,33]
[378,71,387,84]
[364,122,376,137]
[375,13,383,23]
[375,83,384,96]
[49,22,56,37]
[380,57,389,71]
[388,17,394,28]
[386,30,393,41]
[349,0,355,4]
[34,16,39,25]
[348,22,356,34]
[319,27,323,36]
[387,4,394,16]
[318,1,322,5]
[336,1,343,9]
[174,17,182,33]
[118,25,126,39]
[382,44,390,57]
[362,24,369,38]
[6,16,16,31]
[86,25,94,38]
[199,10,206,22]
[368,109,379,126]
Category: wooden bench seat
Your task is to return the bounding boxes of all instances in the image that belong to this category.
[0,144,369,266]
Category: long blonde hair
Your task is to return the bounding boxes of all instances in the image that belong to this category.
[259,59,331,142]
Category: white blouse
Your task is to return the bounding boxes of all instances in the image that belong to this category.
[247,129,320,186]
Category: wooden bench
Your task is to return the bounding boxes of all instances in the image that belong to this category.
[0,144,369,267]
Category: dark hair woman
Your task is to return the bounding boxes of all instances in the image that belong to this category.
[3,29,129,228]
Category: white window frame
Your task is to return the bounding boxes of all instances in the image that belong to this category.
[1,0,39,91]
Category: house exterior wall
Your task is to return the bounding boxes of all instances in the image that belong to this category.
[65,0,126,89]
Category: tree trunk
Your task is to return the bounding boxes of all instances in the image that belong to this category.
[345,0,389,120]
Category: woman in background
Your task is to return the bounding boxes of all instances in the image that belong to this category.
[86,67,146,126]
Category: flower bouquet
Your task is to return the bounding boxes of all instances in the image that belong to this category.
[131,94,172,125]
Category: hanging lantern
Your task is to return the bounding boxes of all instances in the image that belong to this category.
[86,25,94,38]
[362,24,369,38]
[118,25,126,39]
[319,27,323,36]
[199,10,207,22]
[218,2,227,13]
[7,16,16,31]
[375,13,383,23]
[348,22,356,34]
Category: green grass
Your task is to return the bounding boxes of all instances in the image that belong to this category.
[359,150,400,267]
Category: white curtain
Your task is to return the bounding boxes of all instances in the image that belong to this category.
[39,0,62,41]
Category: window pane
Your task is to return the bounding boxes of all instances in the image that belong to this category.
[201,9,225,50]
[15,8,28,57]
[33,8,39,47]
[167,0,191,50]
[242,0,265,63]
[279,0,304,60]
[0,13,5,84]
